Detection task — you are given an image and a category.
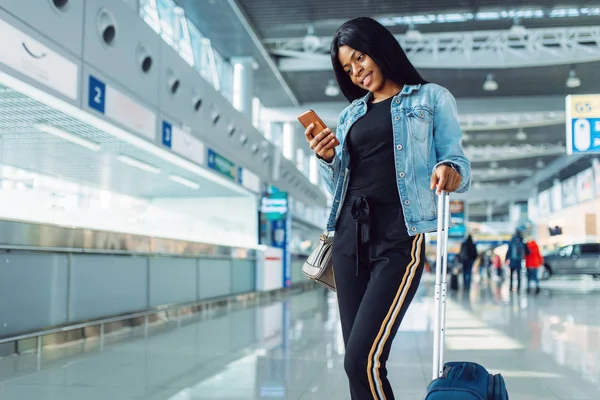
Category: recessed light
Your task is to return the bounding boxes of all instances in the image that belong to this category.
[35,123,101,151]
[117,155,160,174]
[169,174,199,189]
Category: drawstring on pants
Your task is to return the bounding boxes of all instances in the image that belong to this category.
[351,196,371,277]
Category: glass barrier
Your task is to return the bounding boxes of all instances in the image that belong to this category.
[139,0,233,102]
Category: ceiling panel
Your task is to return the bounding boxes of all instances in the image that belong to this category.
[237,0,596,38]
[283,60,600,104]
[465,124,565,146]
[0,85,248,199]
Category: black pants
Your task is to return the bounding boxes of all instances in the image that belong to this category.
[332,196,425,400]
[510,267,521,291]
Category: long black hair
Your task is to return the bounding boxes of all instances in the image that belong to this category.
[330,17,427,102]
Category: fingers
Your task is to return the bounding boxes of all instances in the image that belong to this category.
[309,127,338,152]
[432,166,462,194]
[314,135,337,157]
[436,172,447,195]
[430,171,438,190]
[304,123,315,142]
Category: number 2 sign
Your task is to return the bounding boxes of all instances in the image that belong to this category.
[88,75,106,114]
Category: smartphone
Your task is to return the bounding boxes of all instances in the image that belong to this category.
[298,109,328,137]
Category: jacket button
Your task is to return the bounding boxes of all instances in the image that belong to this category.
[411,227,417,232]
[395,116,400,121]
[404,200,410,205]
[399,172,406,178]
[396,144,403,150]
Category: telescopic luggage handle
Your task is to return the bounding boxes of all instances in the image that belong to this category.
[432,191,451,380]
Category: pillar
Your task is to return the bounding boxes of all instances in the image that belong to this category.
[486,201,494,223]
[232,57,258,118]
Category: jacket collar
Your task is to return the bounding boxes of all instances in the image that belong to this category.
[356,83,423,105]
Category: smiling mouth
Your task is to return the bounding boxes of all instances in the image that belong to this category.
[361,72,373,86]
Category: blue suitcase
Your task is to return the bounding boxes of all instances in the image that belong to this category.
[425,362,508,399]
[426,193,509,400]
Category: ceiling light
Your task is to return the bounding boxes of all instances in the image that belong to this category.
[35,123,101,151]
[405,23,423,40]
[566,68,581,88]
[490,161,499,168]
[303,24,321,53]
[168,174,199,189]
[536,159,545,168]
[509,18,527,36]
[516,128,527,141]
[325,79,340,97]
[483,73,498,91]
[117,155,160,174]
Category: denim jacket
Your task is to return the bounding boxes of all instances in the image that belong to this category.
[318,83,471,235]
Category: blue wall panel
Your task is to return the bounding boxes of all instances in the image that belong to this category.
[149,258,197,307]
[69,255,147,321]
[231,260,255,294]
[198,259,231,299]
[0,253,68,336]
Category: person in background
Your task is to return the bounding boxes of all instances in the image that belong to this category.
[479,250,492,281]
[459,234,478,290]
[505,229,529,292]
[525,238,543,294]
[492,251,504,281]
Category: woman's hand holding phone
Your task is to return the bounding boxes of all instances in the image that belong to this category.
[305,124,340,163]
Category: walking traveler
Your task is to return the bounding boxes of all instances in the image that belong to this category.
[304,17,471,400]
[459,235,478,291]
[505,229,529,292]
[525,238,543,294]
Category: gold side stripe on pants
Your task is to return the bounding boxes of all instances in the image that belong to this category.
[366,234,423,400]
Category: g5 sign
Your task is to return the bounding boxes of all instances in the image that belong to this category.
[574,101,600,114]
[566,95,600,154]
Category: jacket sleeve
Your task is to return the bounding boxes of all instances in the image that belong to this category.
[432,90,471,193]
[316,109,346,196]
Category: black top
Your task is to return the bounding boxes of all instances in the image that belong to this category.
[346,96,400,203]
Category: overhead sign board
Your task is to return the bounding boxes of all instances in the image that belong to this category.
[0,18,78,100]
[566,94,600,154]
[162,120,205,166]
[88,74,156,141]
[207,149,236,180]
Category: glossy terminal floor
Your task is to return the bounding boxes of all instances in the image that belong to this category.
[1,272,600,400]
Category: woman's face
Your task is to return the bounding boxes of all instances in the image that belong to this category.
[338,45,385,92]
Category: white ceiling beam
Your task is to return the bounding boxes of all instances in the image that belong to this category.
[466,145,565,162]
[227,0,300,106]
[270,26,600,71]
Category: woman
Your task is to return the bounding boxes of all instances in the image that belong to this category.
[304,17,470,399]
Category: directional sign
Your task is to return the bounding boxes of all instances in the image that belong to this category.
[207,149,236,180]
[566,94,600,154]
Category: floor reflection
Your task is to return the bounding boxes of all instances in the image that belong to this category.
[0,276,600,399]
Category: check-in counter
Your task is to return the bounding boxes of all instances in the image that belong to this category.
[0,219,259,339]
